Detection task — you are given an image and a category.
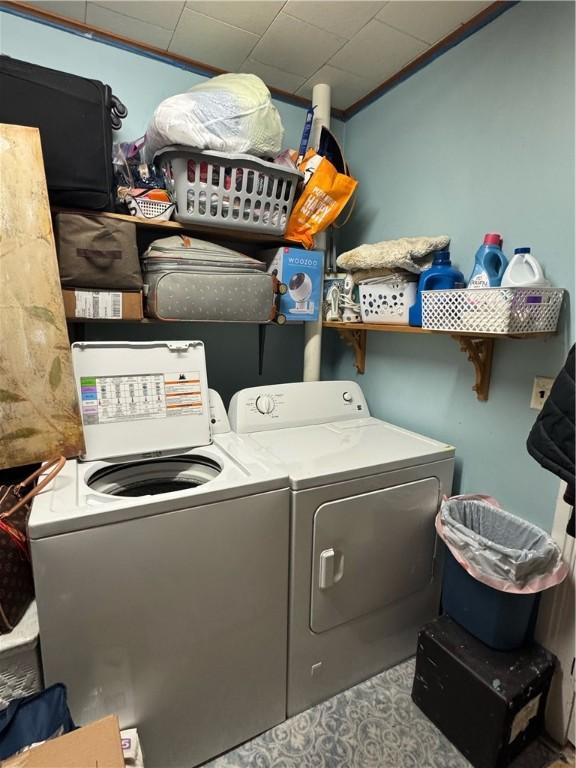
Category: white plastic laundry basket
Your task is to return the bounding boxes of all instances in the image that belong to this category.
[359,276,417,324]
[0,602,42,707]
[421,287,564,334]
[157,148,301,235]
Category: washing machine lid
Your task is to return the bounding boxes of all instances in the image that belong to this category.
[245,417,455,489]
[72,341,211,461]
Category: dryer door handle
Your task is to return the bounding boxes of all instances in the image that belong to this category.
[319,548,344,589]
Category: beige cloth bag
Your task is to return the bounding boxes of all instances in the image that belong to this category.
[56,213,142,289]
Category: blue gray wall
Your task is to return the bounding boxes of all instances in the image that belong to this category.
[323,1,575,530]
[0,10,309,147]
[2,4,574,526]
[0,9,314,401]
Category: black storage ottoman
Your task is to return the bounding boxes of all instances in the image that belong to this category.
[411,615,555,768]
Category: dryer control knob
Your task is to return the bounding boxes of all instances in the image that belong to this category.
[256,395,275,415]
[342,391,353,402]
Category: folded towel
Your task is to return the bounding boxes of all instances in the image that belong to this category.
[337,235,450,273]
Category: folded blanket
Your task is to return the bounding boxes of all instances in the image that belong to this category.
[337,235,450,274]
[349,267,396,284]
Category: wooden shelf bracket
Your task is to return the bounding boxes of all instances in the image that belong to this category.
[337,328,367,374]
[453,335,495,402]
[324,321,551,401]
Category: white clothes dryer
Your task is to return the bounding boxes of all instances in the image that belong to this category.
[29,341,290,768]
[229,380,455,716]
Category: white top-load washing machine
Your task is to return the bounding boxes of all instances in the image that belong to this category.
[29,341,290,768]
[229,380,455,717]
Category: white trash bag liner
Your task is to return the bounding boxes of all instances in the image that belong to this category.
[436,495,568,594]
[144,73,284,162]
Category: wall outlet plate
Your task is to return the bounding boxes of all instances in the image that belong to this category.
[530,377,554,410]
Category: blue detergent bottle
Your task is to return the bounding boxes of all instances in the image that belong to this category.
[409,249,465,327]
[467,233,508,288]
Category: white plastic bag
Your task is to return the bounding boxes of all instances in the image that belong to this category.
[144,74,284,161]
[436,495,568,593]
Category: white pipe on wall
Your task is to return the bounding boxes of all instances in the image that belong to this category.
[303,83,331,382]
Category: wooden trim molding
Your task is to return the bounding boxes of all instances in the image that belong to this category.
[0,0,345,118]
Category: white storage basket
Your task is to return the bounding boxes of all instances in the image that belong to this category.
[125,194,175,221]
[422,287,564,334]
[0,602,42,707]
[359,275,417,324]
[157,147,302,235]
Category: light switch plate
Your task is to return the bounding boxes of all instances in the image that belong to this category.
[530,377,554,410]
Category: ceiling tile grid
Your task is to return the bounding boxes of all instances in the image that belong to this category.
[249,12,346,78]
[86,3,174,48]
[168,8,259,70]
[22,1,493,111]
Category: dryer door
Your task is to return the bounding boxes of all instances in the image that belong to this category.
[310,478,440,633]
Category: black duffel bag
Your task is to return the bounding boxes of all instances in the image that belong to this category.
[0,55,127,210]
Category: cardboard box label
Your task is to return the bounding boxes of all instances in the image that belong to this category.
[75,290,122,319]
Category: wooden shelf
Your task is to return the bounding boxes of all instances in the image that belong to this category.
[65,317,274,324]
[322,322,545,339]
[52,208,299,247]
[323,322,553,402]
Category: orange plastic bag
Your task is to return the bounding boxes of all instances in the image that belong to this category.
[285,155,357,249]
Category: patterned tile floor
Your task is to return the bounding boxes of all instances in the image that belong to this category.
[206,659,566,768]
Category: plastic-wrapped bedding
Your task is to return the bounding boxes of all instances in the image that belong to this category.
[436,496,568,593]
[144,73,284,162]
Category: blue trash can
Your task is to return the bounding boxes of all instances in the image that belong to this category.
[437,496,565,651]
[442,549,540,650]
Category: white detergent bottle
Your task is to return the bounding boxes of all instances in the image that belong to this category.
[501,248,549,287]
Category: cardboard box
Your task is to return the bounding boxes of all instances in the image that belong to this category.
[263,248,324,322]
[62,289,143,321]
[3,715,124,768]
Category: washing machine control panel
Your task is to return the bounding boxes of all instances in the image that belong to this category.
[229,381,369,433]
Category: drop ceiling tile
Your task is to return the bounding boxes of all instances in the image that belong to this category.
[169,9,259,70]
[86,4,173,47]
[186,1,284,35]
[376,1,491,45]
[284,1,385,40]
[329,18,428,81]
[93,1,185,31]
[26,1,86,22]
[240,59,306,93]
[251,12,346,78]
[297,65,373,110]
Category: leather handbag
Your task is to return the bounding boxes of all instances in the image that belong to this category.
[0,457,65,634]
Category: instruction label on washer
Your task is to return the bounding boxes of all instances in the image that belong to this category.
[80,372,203,424]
